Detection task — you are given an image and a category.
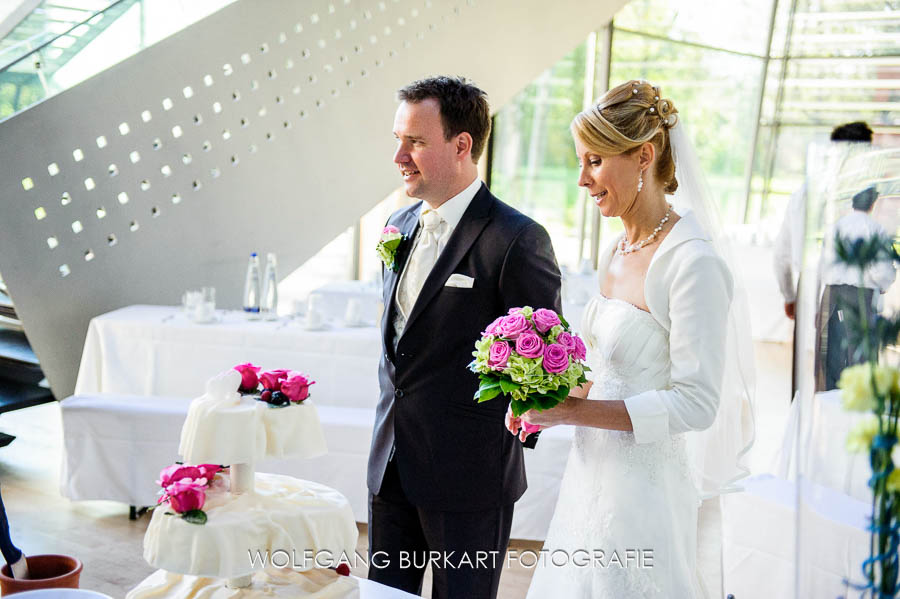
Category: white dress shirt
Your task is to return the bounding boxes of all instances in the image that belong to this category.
[393,177,482,337]
[822,209,896,291]
[773,183,806,303]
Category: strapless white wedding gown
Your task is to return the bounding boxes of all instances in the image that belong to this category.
[526,295,705,598]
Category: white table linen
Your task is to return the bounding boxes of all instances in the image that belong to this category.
[722,474,870,598]
[75,305,381,409]
[308,281,382,326]
[773,389,871,502]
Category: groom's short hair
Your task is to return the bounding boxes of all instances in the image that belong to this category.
[398,76,491,163]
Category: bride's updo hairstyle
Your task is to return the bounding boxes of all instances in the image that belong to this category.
[572,80,680,194]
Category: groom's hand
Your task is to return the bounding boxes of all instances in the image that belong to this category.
[504,406,522,436]
[506,405,542,446]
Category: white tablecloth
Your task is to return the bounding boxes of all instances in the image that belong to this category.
[773,389,871,502]
[309,281,383,326]
[723,474,870,598]
[70,305,572,540]
[75,305,382,409]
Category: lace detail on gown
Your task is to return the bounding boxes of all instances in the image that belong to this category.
[526,295,704,599]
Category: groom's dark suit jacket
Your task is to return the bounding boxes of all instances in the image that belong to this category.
[367,183,562,512]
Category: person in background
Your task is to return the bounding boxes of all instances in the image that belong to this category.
[772,121,873,396]
[0,489,28,579]
[814,186,896,391]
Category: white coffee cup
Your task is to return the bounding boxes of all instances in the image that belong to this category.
[305,309,324,330]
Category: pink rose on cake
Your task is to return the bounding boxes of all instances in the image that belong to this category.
[156,462,224,525]
[166,480,207,514]
[233,363,261,393]
[259,369,291,391]
[282,372,315,403]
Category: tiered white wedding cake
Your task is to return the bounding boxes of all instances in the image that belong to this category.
[127,370,360,599]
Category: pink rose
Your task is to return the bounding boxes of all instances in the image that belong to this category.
[532,308,561,334]
[482,316,504,337]
[157,464,203,488]
[542,343,570,374]
[233,363,261,392]
[487,341,512,370]
[508,307,523,315]
[573,335,587,361]
[196,464,222,480]
[555,331,576,354]
[515,331,545,359]
[496,314,530,340]
[282,373,315,403]
[259,369,290,391]
[166,480,206,514]
[383,225,400,234]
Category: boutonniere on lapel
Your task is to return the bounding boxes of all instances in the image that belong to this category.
[376,225,406,272]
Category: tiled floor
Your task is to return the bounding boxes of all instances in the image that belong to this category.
[0,341,791,598]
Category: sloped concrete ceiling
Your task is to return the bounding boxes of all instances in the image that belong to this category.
[0,0,627,397]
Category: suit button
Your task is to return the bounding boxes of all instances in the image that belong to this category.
[395,388,405,399]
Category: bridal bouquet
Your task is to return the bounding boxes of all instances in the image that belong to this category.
[156,463,226,525]
[469,306,589,417]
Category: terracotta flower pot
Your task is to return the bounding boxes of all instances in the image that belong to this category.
[0,555,82,595]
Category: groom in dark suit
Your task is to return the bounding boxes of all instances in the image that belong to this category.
[367,76,562,598]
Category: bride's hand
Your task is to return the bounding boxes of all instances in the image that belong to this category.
[521,399,578,430]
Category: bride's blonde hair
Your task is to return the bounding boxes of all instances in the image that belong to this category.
[571,80,680,194]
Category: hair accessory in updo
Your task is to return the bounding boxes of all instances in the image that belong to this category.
[572,79,681,194]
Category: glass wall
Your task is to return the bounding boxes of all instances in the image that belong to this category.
[490,0,900,268]
[285,0,899,294]
[489,43,591,270]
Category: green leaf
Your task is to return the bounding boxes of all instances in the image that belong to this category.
[559,314,570,329]
[510,400,533,418]
[182,509,207,525]
[499,378,520,394]
[476,385,502,403]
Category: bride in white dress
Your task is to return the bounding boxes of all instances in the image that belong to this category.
[509,80,755,598]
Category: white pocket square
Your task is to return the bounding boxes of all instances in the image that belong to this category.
[445,274,475,288]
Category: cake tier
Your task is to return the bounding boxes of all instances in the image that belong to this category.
[179,371,326,464]
[144,473,358,579]
[126,567,360,599]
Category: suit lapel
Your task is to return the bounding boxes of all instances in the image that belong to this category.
[400,186,493,340]
[381,205,421,350]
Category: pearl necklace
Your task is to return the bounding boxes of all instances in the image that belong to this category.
[618,203,672,255]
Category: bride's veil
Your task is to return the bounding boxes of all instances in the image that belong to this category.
[669,122,757,498]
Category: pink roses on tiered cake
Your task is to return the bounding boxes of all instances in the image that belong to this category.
[470,306,590,418]
[156,463,225,525]
[232,363,315,407]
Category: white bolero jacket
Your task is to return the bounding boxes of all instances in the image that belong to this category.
[597,211,734,446]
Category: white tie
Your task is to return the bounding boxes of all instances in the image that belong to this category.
[396,209,443,327]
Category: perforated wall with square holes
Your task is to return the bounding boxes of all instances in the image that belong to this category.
[0,0,626,397]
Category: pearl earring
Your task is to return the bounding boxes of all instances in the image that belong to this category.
[637,172,644,193]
